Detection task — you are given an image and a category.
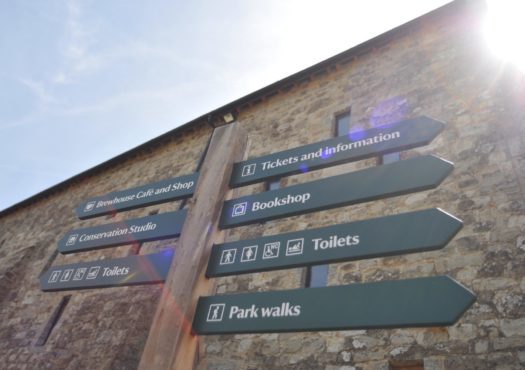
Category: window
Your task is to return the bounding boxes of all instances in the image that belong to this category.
[305,264,329,288]
[267,179,281,191]
[304,110,352,289]
[35,295,71,346]
[335,110,351,137]
[381,152,400,164]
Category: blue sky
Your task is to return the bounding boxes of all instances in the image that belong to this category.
[0,0,449,211]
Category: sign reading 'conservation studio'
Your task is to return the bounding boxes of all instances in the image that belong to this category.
[230,116,444,187]
[76,172,198,219]
[58,210,187,254]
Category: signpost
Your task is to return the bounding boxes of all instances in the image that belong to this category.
[58,210,187,254]
[230,116,445,187]
[220,155,453,229]
[207,208,462,277]
[193,276,476,334]
[40,250,174,291]
[76,172,199,219]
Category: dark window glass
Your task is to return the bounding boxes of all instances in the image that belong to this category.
[305,264,329,288]
[35,295,71,346]
[335,110,351,137]
[381,152,400,164]
[267,179,280,191]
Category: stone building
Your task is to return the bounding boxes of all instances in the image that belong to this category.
[1,1,524,369]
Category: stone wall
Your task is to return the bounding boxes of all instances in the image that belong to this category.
[199,5,525,370]
[0,124,212,369]
[1,2,524,370]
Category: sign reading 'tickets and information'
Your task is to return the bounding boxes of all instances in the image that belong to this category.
[40,250,174,291]
[208,208,462,277]
[230,116,444,187]
[59,210,187,254]
[76,172,198,219]
[220,155,454,229]
[193,276,476,334]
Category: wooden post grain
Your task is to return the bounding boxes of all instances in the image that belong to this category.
[138,122,247,370]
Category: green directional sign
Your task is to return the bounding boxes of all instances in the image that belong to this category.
[76,172,199,219]
[40,250,174,291]
[220,155,453,229]
[208,208,462,277]
[58,210,187,254]
[193,276,476,334]
[230,116,445,187]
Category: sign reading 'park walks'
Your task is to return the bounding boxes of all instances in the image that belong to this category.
[207,208,462,277]
[58,210,187,254]
[230,116,444,187]
[40,250,174,291]
[76,172,198,219]
[193,276,476,334]
[220,155,453,229]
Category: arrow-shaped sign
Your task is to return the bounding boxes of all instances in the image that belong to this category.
[40,250,174,291]
[59,210,187,254]
[193,276,476,334]
[220,155,453,229]
[208,208,462,277]
[76,172,198,219]
[230,116,445,187]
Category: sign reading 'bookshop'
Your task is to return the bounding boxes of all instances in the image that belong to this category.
[220,155,453,229]
[59,210,187,254]
[208,208,462,277]
[40,250,174,291]
[230,116,444,187]
[76,172,198,219]
[193,276,476,334]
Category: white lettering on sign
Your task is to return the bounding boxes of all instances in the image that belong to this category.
[252,193,311,212]
[228,302,301,320]
[102,266,130,277]
[312,234,360,250]
[77,222,158,243]
[261,156,299,171]
[92,180,194,210]
[96,194,136,208]
[256,131,402,173]
[171,181,194,191]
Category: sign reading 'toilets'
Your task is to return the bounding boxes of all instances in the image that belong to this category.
[40,250,174,291]
[208,208,462,277]
[76,172,199,219]
[230,116,445,187]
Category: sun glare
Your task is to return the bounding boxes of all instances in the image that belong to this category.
[484,0,525,73]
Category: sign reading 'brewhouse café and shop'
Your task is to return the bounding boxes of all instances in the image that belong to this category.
[40,250,174,291]
[207,208,462,277]
[230,116,444,187]
[58,210,187,254]
[220,155,453,228]
[76,172,198,219]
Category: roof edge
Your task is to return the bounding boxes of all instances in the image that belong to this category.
[0,0,483,218]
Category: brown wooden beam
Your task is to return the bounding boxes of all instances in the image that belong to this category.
[138,122,248,370]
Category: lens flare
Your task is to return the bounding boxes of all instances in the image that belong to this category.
[484,0,525,73]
